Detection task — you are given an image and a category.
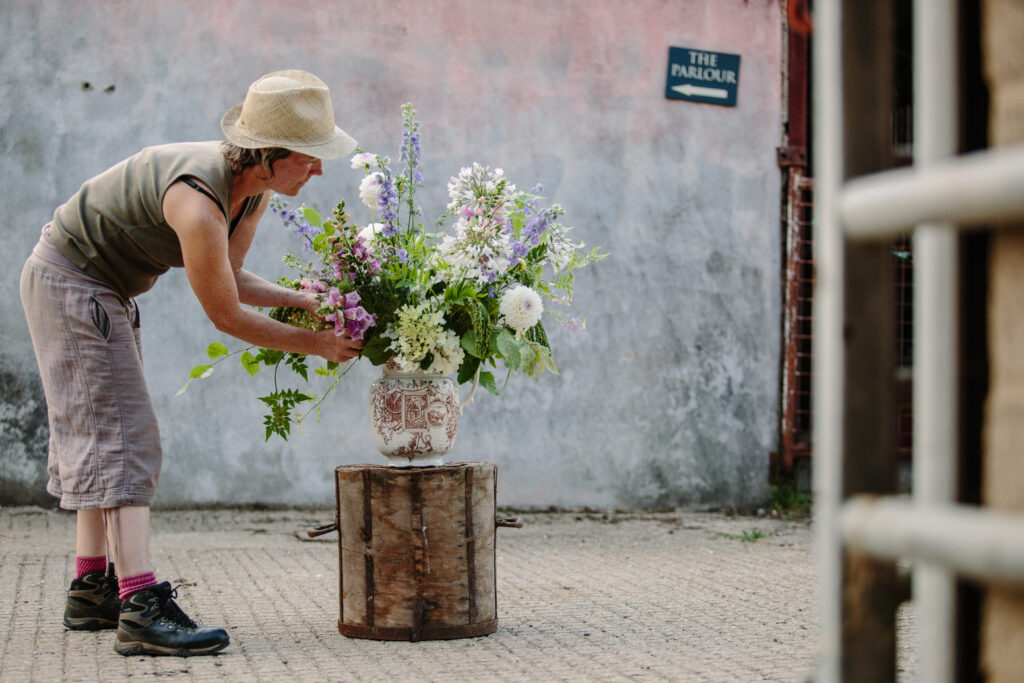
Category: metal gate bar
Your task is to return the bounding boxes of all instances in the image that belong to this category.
[840,145,1024,238]
[842,498,1024,586]
[811,0,846,678]
[911,2,959,680]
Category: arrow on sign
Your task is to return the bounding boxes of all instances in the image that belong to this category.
[671,83,729,99]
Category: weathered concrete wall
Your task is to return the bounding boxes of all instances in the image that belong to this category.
[0,0,783,510]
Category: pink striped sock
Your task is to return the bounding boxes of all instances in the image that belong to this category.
[75,555,107,579]
[118,571,158,601]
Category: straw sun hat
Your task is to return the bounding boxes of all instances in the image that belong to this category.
[221,70,357,159]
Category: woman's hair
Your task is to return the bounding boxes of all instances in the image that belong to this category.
[219,142,292,177]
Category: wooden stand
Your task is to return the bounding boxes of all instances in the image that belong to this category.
[331,462,500,641]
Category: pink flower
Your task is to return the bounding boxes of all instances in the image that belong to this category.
[300,278,327,293]
[324,287,344,308]
[342,291,362,309]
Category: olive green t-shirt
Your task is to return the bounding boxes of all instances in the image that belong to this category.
[49,141,262,298]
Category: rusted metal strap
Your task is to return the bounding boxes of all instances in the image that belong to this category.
[493,468,499,616]
[362,468,374,627]
[464,467,477,623]
[410,473,426,642]
[306,522,338,538]
[336,469,343,623]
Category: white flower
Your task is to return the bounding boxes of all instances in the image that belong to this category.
[350,152,376,169]
[359,173,383,209]
[427,328,465,375]
[358,223,386,243]
[446,163,515,212]
[499,285,543,332]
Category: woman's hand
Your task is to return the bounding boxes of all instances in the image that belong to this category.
[299,291,321,315]
[312,328,363,363]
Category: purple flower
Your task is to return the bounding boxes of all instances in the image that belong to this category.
[342,291,361,309]
[395,248,408,263]
[324,287,344,309]
[271,197,323,243]
[566,317,585,332]
[507,240,530,267]
[375,169,400,235]
[342,305,375,341]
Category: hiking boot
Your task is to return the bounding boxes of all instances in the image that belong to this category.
[64,568,120,630]
[114,582,229,657]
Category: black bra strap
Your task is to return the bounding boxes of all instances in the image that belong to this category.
[181,177,240,237]
[181,177,221,208]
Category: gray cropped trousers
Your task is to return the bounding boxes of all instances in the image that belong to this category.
[20,228,162,510]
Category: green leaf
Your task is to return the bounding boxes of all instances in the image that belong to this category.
[526,320,550,349]
[301,206,323,227]
[457,355,480,384]
[189,364,214,379]
[461,330,481,359]
[206,342,229,359]
[260,348,285,366]
[237,350,258,376]
[519,342,538,374]
[496,331,521,370]
[479,371,499,396]
[362,335,394,365]
[537,344,559,375]
[285,353,309,382]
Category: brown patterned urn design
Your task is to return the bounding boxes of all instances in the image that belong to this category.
[369,360,461,466]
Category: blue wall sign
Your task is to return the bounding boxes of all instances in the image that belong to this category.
[665,46,741,107]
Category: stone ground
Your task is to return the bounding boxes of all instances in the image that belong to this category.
[0,506,918,682]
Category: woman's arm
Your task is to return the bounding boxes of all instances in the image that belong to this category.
[233,268,317,312]
[163,181,359,362]
[224,192,319,313]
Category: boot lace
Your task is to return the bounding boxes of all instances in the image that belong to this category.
[158,585,198,629]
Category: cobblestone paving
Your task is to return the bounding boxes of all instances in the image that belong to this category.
[0,506,916,682]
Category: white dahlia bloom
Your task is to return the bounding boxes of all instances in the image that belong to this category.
[358,173,383,209]
[499,285,543,332]
[350,152,376,169]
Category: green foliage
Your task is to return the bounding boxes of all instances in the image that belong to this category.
[717,529,777,543]
[259,389,312,441]
[526,320,549,349]
[285,353,309,381]
[361,335,394,365]
[240,351,260,376]
[457,354,480,384]
[769,482,813,517]
[478,371,499,396]
[206,342,229,359]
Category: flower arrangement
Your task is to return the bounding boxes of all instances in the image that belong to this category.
[182,104,604,440]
